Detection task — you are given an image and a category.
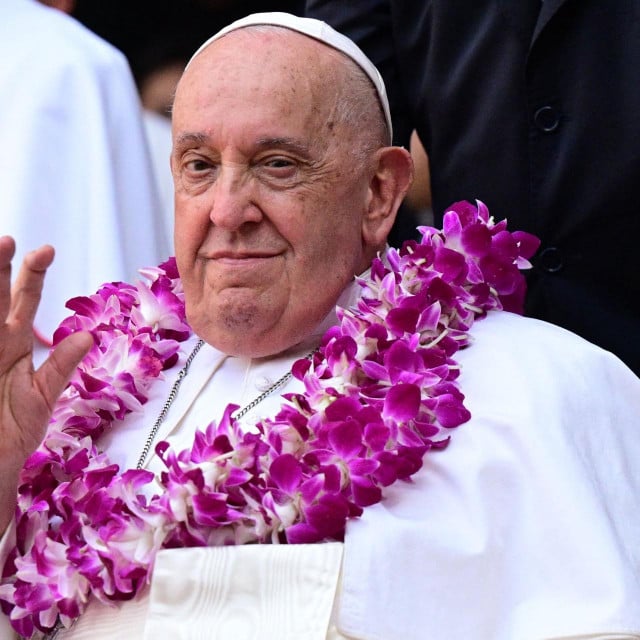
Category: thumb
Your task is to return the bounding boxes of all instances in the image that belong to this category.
[35,331,93,410]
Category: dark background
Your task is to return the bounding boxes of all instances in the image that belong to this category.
[71,0,304,91]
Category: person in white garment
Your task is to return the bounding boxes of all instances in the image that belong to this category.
[0,0,170,366]
[0,11,639,640]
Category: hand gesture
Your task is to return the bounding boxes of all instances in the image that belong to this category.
[0,236,92,530]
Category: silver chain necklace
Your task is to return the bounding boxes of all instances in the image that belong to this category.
[136,338,205,469]
[42,338,316,640]
[136,338,317,467]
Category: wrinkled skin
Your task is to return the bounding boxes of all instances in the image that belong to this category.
[0,237,91,531]
[171,28,412,357]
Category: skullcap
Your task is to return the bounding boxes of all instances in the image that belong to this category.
[186,12,393,143]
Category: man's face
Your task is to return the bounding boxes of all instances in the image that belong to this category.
[171,30,376,357]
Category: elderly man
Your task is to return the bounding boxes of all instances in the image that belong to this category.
[0,12,639,640]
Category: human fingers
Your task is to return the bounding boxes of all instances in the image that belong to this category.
[8,244,55,329]
[34,330,93,411]
[0,236,17,325]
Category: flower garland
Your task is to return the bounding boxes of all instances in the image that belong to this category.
[0,201,539,638]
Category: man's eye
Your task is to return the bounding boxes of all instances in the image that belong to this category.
[263,157,295,169]
[185,158,212,172]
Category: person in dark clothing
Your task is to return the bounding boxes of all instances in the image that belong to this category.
[305,0,640,375]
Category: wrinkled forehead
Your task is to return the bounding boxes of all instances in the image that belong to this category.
[172,30,347,150]
[174,29,343,118]
[180,15,392,143]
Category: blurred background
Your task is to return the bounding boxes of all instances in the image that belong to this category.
[68,0,304,117]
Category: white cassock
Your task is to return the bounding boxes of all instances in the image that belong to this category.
[1,286,640,639]
[142,110,174,251]
[0,0,170,364]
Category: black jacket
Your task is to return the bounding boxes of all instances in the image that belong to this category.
[306,0,640,374]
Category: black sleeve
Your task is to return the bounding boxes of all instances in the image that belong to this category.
[304,0,413,148]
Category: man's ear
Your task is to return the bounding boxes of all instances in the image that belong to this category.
[362,146,414,248]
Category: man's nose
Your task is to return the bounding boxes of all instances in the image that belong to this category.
[208,166,262,230]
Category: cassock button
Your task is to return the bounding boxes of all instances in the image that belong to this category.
[538,246,564,273]
[534,105,560,132]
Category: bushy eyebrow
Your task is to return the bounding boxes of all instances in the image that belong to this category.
[255,137,311,157]
[173,132,209,151]
[172,133,313,158]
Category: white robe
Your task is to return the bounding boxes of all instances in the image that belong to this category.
[0,0,170,363]
[143,110,174,251]
[2,307,639,639]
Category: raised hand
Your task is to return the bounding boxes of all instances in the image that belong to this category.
[0,236,92,531]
